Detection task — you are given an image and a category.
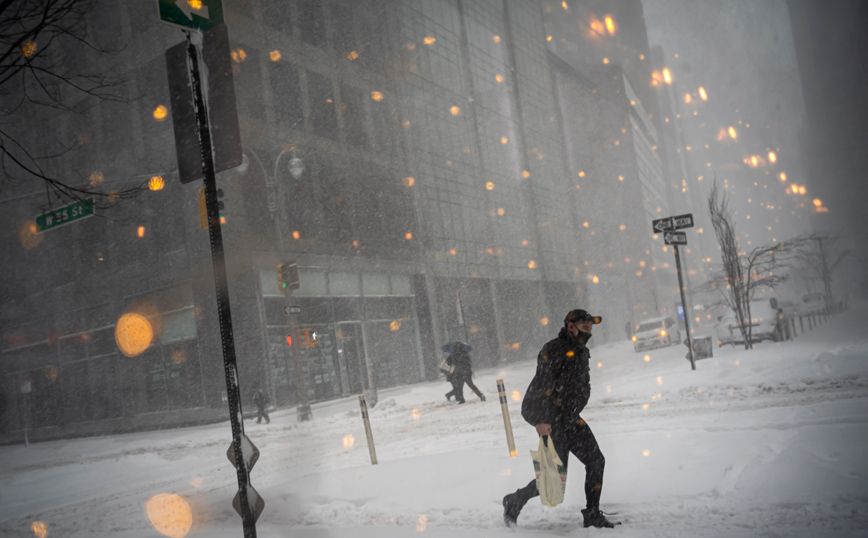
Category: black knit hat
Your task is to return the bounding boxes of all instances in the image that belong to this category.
[564,309,602,325]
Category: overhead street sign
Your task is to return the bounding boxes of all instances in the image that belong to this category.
[157,0,224,31]
[672,213,695,230]
[652,217,673,233]
[664,231,688,245]
[35,198,94,232]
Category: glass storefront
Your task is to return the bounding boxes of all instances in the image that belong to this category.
[261,269,423,405]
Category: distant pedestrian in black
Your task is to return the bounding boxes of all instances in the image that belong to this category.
[252,387,270,424]
[444,345,485,403]
[502,309,618,529]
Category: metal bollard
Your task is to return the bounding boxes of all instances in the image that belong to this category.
[791,317,797,338]
[358,395,378,465]
[799,315,804,334]
[496,380,517,457]
[808,314,813,330]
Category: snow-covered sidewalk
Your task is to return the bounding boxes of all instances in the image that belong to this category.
[2,304,867,537]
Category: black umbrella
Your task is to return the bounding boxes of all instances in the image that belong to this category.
[442,341,472,353]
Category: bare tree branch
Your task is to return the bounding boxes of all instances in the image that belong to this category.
[0,0,141,207]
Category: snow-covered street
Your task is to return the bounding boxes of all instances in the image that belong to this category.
[3,304,867,538]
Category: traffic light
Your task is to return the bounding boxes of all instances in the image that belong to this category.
[276,261,299,292]
[198,187,226,228]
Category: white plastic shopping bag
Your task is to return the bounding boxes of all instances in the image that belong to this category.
[530,436,567,507]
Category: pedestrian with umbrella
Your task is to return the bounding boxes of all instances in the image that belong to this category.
[442,341,485,404]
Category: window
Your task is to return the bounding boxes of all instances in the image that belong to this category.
[270,61,304,131]
[340,84,368,149]
[307,70,338,140]
[298,0,326,48]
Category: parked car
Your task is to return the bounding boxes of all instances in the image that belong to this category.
[632,316,681,352]
[715,302,787,347]
[799,293,828,315]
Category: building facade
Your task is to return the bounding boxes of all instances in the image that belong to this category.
[1,0,679,442]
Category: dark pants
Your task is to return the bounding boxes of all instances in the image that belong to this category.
[256,404,270,424]
[446,371,483,402]
[509,418,605,511]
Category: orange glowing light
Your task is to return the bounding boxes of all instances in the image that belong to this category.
[813,198,823,207]
[137,226,146,238]
[390,319,402,331]
[403,176,415,187]
[493,35,501,43]
[495,74,504,83]
[31,521,49,538]
[511,390,521,401]
[21,41,37,58]
[405,232,413,240]
[768,151,777,163]
[347,50,359,61]
[269,50,282,61]
[115,313,154,357]
[728,126,737,139]
[485,181,494,190]
[528,260,537,269]
[798,186,806,195]
[423,36,436,45]
[450,106,460,116]
[603,57,610,64]
[501,137,508,144]
[153,105,168,121]
[684,93,692,103]
[370,91,383,101]
[779,172,787,181]
[292,230,300,239]
[662,69,672,84]
[698,87,707,100]
[149,176,165,191]
[578,171,585,177]
[605,16,616,35]
[592,276,599,284]
[146,493,192,538]
[522,170,530,179]
[188,0,203,9]
[89,170,104,186]
[540,317,549,325]
[18,220,43,249]
[751,156,758,167]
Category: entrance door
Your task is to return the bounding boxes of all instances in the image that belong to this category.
[336,322,367,395]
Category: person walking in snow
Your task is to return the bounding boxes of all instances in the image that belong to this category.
[502,309,619,528]
[252,386,270,424]
[444,345,485,404]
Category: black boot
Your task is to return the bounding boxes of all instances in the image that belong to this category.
[582,506,620,528]
[502,494,520,527]
[445,392,452,401]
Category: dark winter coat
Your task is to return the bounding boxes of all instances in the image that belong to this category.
[253,389,268,408]
[521,327,592,427]
[446,348,472,376]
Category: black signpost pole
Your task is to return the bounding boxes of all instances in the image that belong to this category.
[674,244,696,370]
[186,33,257,538]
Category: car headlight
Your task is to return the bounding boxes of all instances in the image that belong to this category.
[660,330,666,336]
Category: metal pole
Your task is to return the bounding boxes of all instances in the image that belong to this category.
[496,380,517,457]
[359,395,378,465]
[187,33,257,538]
[674,245,695,370]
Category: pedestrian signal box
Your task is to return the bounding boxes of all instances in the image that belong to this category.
[298,328,318,348]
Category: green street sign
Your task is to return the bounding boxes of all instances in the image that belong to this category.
[157,0,224,31]
[35,198,95,233]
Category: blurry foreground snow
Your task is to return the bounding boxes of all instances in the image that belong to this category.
[2,304,867,537]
